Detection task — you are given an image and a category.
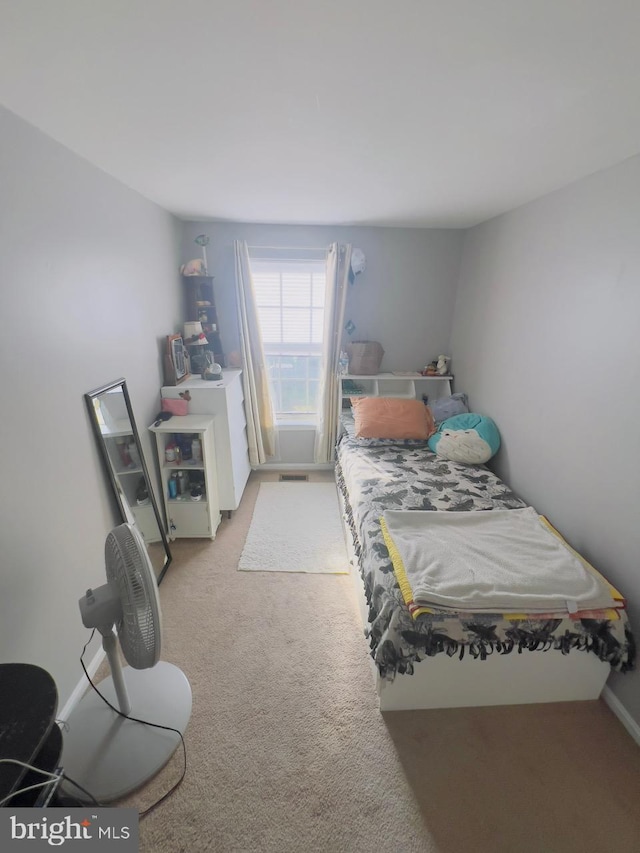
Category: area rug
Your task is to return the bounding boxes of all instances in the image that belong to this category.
[238,482,349,573]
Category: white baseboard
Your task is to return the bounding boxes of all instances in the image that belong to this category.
[57,646,106,723]
[257,462,335,471]
[602,686,640,746]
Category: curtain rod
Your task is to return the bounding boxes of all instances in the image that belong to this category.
[247,245,329,251]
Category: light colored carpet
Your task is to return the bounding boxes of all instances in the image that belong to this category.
[119,470,640,853]
[239,481,348,573]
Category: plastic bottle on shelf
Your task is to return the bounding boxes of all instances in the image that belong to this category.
[117,439,133,468]
[191,436,202,462]
[127,440,141,469]
[168,473,178,499]
[177,470,188,495]
[178,434,192,461]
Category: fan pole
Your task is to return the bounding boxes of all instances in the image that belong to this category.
[102,629,131,715]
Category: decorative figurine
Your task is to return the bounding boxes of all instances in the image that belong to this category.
[436,355,450,375]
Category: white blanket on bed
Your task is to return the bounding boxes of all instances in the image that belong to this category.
[382,507,615,613]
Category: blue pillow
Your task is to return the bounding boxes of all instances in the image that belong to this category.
[428,392,469,424]
[428,413,501,464]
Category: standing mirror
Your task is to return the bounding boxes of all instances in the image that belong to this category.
[85,378,171,583]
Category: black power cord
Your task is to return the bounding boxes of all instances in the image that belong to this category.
[60,772,102,807]
[76,630,187,819]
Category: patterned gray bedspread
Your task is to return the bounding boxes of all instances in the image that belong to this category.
[336,435,635,681]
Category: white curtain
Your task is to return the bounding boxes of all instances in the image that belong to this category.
[233,240,276,465]
[314,242,352,463]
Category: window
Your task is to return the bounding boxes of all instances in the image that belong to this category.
[250,257,326,421]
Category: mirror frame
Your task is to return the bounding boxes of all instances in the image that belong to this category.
[85,377,172,583]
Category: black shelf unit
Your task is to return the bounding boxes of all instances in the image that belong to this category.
[182,275,225,367]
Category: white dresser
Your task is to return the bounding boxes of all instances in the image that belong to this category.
[161,370,251,513]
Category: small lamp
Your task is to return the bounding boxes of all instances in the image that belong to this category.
[194,235,210,274]
[183,321,204,343]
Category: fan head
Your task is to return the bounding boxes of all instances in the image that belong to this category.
[104,523,162,669]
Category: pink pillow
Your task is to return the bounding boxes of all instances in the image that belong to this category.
[350,397,436,440]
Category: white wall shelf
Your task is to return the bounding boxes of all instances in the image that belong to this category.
[340,372,453,401]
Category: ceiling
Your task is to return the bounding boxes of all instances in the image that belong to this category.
[2,1,640,228]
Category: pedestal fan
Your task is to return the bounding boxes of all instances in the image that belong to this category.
[61,524,191,802]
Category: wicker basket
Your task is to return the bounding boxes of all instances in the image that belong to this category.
[347,341,384,375]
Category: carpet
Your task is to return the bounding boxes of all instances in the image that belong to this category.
[238,481,349,573]
[119,471,640,853]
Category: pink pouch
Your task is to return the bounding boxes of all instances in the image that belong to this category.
[161,398,188,416]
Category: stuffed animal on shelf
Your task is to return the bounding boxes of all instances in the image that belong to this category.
[180,258,207,276]
[436,354,450,375]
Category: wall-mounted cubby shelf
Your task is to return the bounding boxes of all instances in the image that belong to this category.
[340,372,453,401]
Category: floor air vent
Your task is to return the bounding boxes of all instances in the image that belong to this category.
[279,474,309,482]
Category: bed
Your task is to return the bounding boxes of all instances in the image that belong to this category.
[335,426,635,711]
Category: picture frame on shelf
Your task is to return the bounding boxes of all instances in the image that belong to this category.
[164,334,190,386]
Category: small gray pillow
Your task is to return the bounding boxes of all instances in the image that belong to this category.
[428,392,469,424]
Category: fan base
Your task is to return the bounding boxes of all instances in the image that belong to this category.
[60,661,192,803]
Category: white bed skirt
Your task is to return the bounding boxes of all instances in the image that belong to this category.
[337,483,610,712]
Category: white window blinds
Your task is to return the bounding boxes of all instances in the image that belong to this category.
[249,256,327,417]
[251,260,326,349]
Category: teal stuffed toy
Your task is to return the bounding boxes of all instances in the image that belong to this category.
[428,413,501,464]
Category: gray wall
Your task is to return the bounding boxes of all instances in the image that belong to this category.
[451,155,640,723]
[181,222,464,371]
[0,107,183,706]
[181,221,464,462]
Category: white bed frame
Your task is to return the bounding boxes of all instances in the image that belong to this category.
[337,483,610,711]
